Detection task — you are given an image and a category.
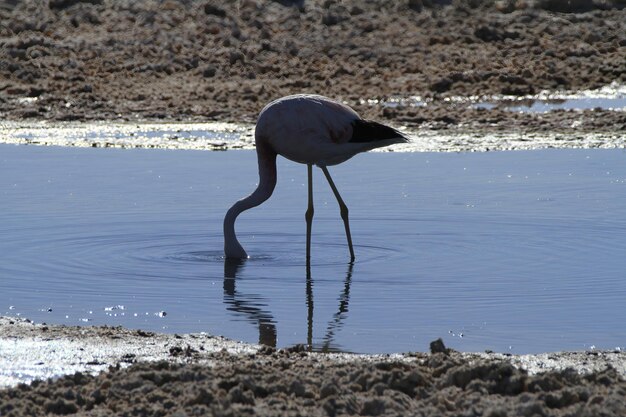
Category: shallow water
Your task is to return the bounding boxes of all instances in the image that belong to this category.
[0,121,251,150]
[1,144,626,354]
[368,83,626,113]
[472,82,626,113]
[474,96,626,112]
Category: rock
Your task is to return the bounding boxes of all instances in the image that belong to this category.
[475,26,503,42]
[44,398,78,415]
[320,382,339,399]
[202,65,217,78]
[535,0,596,12]
[185,388,214,406]
[204,3,226,17]
[350,6,364,15]
[322,5,350,26]
[408,0,424,12]
[284,343,306,353]
[272,0,305,9]
[74,84,92,94]
[49,0,103,9]
[435,115,457,124]
[430,338,449,354]
[229,51,245,65]
[5,86,29,95]
[227,384,255,405]
[430,77,453,93]
[361,398,386,416]
[289,380,306,397]
[28,87,45,97]
[18,109,40,118]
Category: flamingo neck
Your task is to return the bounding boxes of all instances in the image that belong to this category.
[224,143,277,258]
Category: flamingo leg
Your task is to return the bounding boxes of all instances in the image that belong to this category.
[306,259,313,351]
[321,166,355,261]
[305,164,314,260]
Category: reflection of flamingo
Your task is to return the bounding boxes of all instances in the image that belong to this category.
[224,94,409,260]
[306,261,354,353]
[223,257,354,351]
[223,258,276,347]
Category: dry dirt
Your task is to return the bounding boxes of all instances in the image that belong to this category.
[1,0,625,136]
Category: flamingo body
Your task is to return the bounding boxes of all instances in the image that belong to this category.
[256,94,405,166]
[224,94,409,259]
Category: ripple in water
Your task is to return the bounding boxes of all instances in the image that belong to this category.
[1,145,626,354]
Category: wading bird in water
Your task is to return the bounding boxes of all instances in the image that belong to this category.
[224,94,409,260]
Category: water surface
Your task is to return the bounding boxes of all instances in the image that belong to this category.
[472,82,626,113]
[1,144,625,354]
[474,96,626,112]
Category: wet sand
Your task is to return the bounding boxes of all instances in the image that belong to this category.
[2,1,626,415]
[2,317,626,416]
[3,119,626,151]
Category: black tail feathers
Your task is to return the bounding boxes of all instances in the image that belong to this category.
[349,119,408,143]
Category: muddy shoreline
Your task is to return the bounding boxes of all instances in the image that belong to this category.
[2,317,626,416]
[1,0,625,137]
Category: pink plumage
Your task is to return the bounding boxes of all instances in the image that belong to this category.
[256,94,406,166]
[224,94,409,260]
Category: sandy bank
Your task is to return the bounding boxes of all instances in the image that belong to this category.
[1,317,625,416]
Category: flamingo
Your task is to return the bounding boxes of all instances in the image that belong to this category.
[223,94,409,260]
